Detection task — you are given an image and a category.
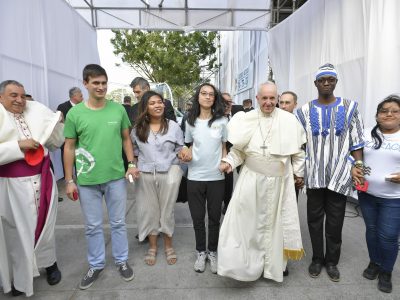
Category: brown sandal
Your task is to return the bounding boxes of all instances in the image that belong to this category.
[165,248,177,265]
[144,248,157,266]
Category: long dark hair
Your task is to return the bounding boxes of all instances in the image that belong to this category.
[371,94,400,149]
[135,91,169,143]
[187,83,225,127]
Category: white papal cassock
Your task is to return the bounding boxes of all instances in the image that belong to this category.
[218,108,306,282]
[0,101,64,297]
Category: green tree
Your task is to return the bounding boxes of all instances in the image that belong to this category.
[111,30,219,102]
[106,88,134,104]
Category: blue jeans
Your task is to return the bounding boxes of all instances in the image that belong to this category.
[358,192,400,272]
[78,178,129,269]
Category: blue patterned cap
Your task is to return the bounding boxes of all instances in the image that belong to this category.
[315,63,338,80]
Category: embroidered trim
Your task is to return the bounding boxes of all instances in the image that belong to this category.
[309,103,320,136]
[335,105,346,136]
[284,248,305,261]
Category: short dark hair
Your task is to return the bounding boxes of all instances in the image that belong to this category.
[0,80,23,94]
[83,64,108,82]
[123,95,132,103]
[281,91,298,103]
[130,77,150,89]
[242,99,252,105]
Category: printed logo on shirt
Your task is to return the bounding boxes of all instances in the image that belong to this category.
[107,121,119,126]
[75,148,95,176]
[365,140,400,152]
[210,124,222,139]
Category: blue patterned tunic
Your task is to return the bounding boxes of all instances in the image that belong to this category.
[296,97,365,196]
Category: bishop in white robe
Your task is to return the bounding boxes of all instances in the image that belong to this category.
[218,82,306,282]
[0,81,64,297]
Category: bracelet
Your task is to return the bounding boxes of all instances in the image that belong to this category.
[66,179,74,184]
[353,160,364,168]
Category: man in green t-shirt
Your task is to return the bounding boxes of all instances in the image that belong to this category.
[63,64,136,290]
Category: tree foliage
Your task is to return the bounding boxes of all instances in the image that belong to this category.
[106,88,134,104]
[110,30,219,93]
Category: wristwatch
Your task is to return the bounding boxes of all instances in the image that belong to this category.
[128,161,137,168]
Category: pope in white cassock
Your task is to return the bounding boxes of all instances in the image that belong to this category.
[218,82,306,282]
[0,80,64,297]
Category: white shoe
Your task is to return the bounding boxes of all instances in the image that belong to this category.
[208,251,218,274]
[194,251,207,273]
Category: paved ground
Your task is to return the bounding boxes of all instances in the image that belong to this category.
[1,180,399,299]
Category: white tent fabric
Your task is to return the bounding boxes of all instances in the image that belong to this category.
[66,0,271,31]
[267,0,400,128]
[0,0,100,179]
[219,31,269,105]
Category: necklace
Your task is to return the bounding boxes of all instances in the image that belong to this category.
[257,111,274,156]
[150,129,159,140]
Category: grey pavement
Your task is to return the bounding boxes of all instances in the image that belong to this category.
[2,180,399,300]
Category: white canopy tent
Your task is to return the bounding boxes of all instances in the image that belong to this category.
[65,0,271,31]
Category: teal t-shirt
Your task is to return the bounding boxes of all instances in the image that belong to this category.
[64,101,131,185]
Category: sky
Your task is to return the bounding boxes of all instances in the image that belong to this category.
[96,30,140,92]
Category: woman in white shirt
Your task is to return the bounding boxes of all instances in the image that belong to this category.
[180,83,227,274]
[352,95,400,293]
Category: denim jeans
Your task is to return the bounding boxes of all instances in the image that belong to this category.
[78,178,129,269]
[358,192,400,272]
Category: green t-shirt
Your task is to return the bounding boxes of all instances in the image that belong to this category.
[64,101,131,185]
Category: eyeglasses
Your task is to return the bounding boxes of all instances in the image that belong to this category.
[316,77,337,84]
[378,109,400,115]
[200,91,215,97]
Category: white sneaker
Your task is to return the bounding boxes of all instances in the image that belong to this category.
[194,251,207,273]
[208,251,218,274]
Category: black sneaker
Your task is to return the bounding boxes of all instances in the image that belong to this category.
[283,267,289,277]
[378,271,392,293]
[326,264,340,282]
[362,261,380,280]
[45,262,62,285]
[117,261,134,281]
[79,268,103,290]
[11,285,23,296]
[308,261,322,278]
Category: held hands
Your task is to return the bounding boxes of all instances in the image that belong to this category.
[178,147,192,162]
[219,161,233,174]
[351,166,365,185]
[126,167,140,181]
[294,175,304,189]
[18,138,40,152]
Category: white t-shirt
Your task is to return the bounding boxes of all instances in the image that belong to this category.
[185,117,228,181]
[363,128,400,198]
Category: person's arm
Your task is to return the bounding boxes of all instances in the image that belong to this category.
[64,138,78,200]
[122,128,138,180]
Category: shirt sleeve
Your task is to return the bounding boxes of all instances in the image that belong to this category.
[349,103,365,151]
[121,107,131,130]
[64,111,77,139]
[174,123,184,153]
[221,119,228,142]
[184,121,193,143]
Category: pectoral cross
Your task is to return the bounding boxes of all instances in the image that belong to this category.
[260,142,268,156]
